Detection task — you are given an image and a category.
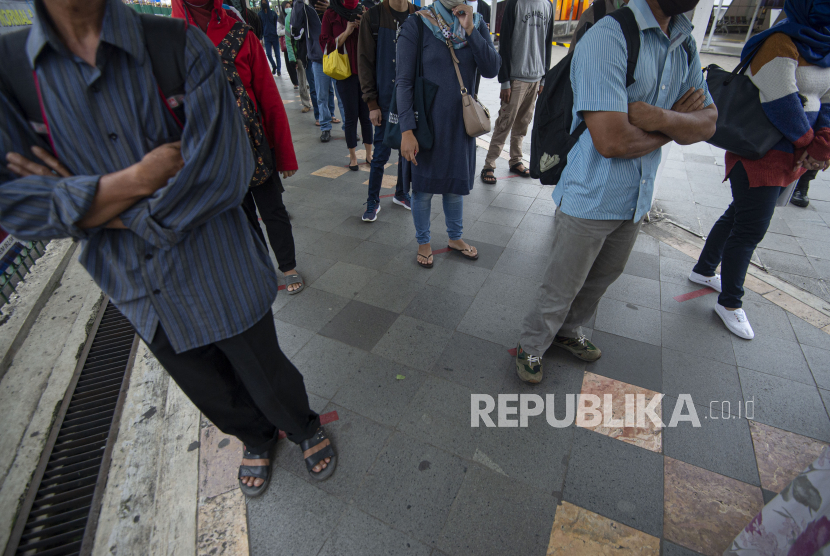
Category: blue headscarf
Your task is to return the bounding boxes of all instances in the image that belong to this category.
[742,0,830,68]
[419,2,483,49]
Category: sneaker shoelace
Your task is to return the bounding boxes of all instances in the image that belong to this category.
[733,309,748,323]
[575,335,589,347]
[526,354,541,365]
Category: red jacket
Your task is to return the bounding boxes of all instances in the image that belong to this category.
[172,0,298,172]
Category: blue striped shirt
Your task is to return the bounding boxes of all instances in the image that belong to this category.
[0,0,280,354]
[552,0,713,222]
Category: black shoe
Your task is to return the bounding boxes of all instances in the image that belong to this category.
[271,66,276,75]
[277,71,282,77]
[320,130,331,143]
[791,189,810,207]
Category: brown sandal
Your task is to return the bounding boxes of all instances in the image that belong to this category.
[448,243,478,260]
[417,252,434,268]
[480,168,497,184]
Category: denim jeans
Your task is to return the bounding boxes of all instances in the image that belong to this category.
[311,62,336,131]
[263,37,281,73]
[411,191,463,245]
[367,116,408,205]
[693,162,781,309]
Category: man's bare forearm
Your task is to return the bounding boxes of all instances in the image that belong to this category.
[623,130,672,159]
[76,165,153,229]
[653,105,717,145]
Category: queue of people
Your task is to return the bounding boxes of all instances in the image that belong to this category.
[1,0,828,503]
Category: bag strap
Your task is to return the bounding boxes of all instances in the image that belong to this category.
[0,28,43,129]
[606,7,640,88]
[140,14,187,127]
[415,12,425,77]
[593,0,606,21]
[370,4,381,41]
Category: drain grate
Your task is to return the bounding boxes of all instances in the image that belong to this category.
[4,299,138,556]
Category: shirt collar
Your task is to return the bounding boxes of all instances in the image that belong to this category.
[27,0,146,68]
[627,0,693,49]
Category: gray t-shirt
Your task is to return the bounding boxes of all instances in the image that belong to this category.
[506,0,552,85]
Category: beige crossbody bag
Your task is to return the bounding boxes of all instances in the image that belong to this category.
[445,40,491,137]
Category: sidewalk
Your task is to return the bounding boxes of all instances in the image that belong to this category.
[224,69,830,556]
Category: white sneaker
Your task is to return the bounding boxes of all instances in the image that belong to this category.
[715,304,754,340]
[689,270,722,292]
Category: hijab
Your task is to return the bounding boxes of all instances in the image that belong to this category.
[183,0,215,31]
[419,1,482,49]
[330,0,363,21]
[742,0,830,68]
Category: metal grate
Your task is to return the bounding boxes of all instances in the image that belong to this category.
[4,299,138,556]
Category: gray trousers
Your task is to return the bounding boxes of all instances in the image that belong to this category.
[520,209,643,357]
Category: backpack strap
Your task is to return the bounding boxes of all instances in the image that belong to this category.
[592,0,606,21]
[607,7,640,88]
[140,14,187,128]
[370,4,381,41]
[0,28,46,133]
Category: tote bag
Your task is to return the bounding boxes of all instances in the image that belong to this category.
[323,44,351,80]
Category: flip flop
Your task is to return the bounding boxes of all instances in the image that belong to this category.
[285,273,305,295]
[448,243,478,260]
[331,117,341,124]
[416,251,434,269]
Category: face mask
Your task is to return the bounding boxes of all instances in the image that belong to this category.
[343,0,359,8]
[656,0,699,17]
[438,0,467,10]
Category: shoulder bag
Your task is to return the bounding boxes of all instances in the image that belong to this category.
[443,19,490,137]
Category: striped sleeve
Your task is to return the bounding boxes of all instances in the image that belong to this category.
[571,18,629,115]
[749,33,814,149]
[809,91,830,161]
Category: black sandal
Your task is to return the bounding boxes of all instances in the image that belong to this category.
[417,251,434,269]
[480,168,497,184]
[301,428,337,481]
[510,163,531,178]
[238,446,271,498]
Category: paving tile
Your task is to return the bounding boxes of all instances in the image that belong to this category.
[247,467,347,556]
[490,192,534,212]
[274,287,350,332]
[332,353,425,426]
[659,242,697,262]
[622,251,660,280]
[593,298,662,347]
[402,286,475,330]
[798,237,830,260]
[431,331,511,392]
[769,269,829,300]
[518,211,557,235]
[352,272,424,313]
[292,252,338,289]
[198,425,241,500]
[318,300,399,351]
[662,540,706,556]
[563,428,664,537]
[290,206,352,233]
[786,220,830,243]
[372,315,453,371]
[437,465,557,556]
[291,225,328,255]
[311,261,378,300]
[197,489,249,555]
[802,343,830,389]
[301,231,363,260]
[663,457,763,556]
[291,334,367,399]
[506,228,554,255]
[367,220,417,248]
[462,201,489,222]
[761,488,777,504]
[317,507,431,556]
[528,197,558,216]
[504,182,543,198]
[588,331,662,392]
[464,220,517,247]
[332,215,381,240]
[457,297,524,348]
[738,367,830,441]
[659,282,720,321]
[466,186,501,205]
[661,311,736,366]
[663,397,760,485]
[353,432,467,548]
[731,336,814,385]
[662,349,743,414]
[603,273,661,310]
[822,389,830,418]
[425,258,491,297]
[475,271,541,315]
[492,248,550,281]
[748,420,829,493]
[381,248,436,285]
[733,298,797,342]
[632,233,660,256]
[755,247,819,278]
[500,355,587,414]
[547,502,660,556]
[272,318,315,358]
[758,232,804,255]
[659,256,696,286]
[477,205,525,228]
[338,240,402,270]
[577,372,662,452]
[310,164,351,178]
[441,241,504,271]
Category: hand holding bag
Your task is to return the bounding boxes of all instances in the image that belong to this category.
[323,43,351,80]
[445,38,490,137]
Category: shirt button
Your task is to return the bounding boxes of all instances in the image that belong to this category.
[392,58,395,62]
[661,85,666,90]
[642,180,646,184]
[145,254,153,260]
[153,289,161,295]
[109,133,118,141]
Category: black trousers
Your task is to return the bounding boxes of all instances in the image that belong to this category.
[146,310,320,452]
[283,51,298,86]
[796,169,819,194]
[335,74,372,149]
[242,173,297,273]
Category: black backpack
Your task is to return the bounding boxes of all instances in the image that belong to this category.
[0,14,188,151]
[529,6,694,185]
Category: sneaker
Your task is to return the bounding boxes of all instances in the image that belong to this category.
[791,189,810,207]
[688,270,722,293]
[552,334,602,362]
[715,304,754,339]
[515,343,543,384]
[362,202,381,222]
[392,195,412,210]
[320,130,331,143]
[271,67,276,75]
[277,71,282,77]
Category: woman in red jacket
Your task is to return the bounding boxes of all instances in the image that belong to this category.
[320,0,374,170]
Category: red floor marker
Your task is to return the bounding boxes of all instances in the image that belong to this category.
[673,287,717,302]
[496,174,521,180]
[433,247,451,255]
[380,193,395,198]
[276,410,339,440]
[508,347,517,356]
[277,285,286,291]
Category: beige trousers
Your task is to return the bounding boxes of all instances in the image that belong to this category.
[296,60,312,110]
[484,79,539,170]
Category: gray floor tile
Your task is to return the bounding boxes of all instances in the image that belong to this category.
[312,261,379,300]
[563,428,664,537]
[787,220,830,243]
[425,259,491,297]
[499,354,586,417]
[319,300,399,351]
[457,297,525,348]
[339,241,402,270]
[293,252,339,289]
[368,220,417,248]
[247,467,347,556]
[291,225,329,256]
[789,313,830,351]
[274,287,350,332]
[302,231,363,261]
[441,241,505,271]
[822,389,830,419]
[661,311,736,365]
[802,344,830,389]
[431,331,511,392]
[799,237,830,260]
[506,228,554,255]
[769,270,829,300]
[663,397,760,485]
[632,233,660,256]
[273,317,315,359]
[437,465,557,556]
[528,197,558,217]
[518,212,557,235]
[466,186,501,206]
[373,315,454,371]
[317,507,431,556]
[662,348,743,413]
[290,206,352,233]
[663,540,706,556]
[659,242,697,262]
[603,273,661,311]
[490,192,534,212]
[659,281,720,321]
[593,298,662,347]
[758,232,804,256]
[382,248,436,285]
[403,286,475,330]
[477,205,525,228]
[738,368,830,441]
[623,251,661,280]
[756,248,819,278]
[292,334,368,399]
[353,272,424,313]
[353,432,467,548]
[503,182,543,198]
[809,256,830,281]
[732,336,814,385]
[475,272,541,315]
[492,248,550,281]
[588,331,662,392]
[332,215,382,240]
[736,300,797,344]
[463,201,489,222]
[464,220,516,248]
[332,353,425,426]
[660,256,695,286]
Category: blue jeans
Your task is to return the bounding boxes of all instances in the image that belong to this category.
[412,192,463,245]
[311,62,337,131]
[367,116,408,205]
[693,162,781,309]
[263,37,281,73]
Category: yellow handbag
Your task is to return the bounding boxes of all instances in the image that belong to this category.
[322,44,351,80]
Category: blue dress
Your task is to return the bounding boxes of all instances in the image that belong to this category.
[396,15,501,195]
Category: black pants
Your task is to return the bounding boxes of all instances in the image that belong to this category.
[146,311,320,452]
[694,162,781,309]
[284,51,298,86]
[335,74,372,149]
[796,169,819,195]
[242,173,297,273]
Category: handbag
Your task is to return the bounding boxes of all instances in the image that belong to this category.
[323,43,351,80]
[279,36,287,52]
[445,36,490,137]
[384,15,438,151]
[704,41,783,160]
